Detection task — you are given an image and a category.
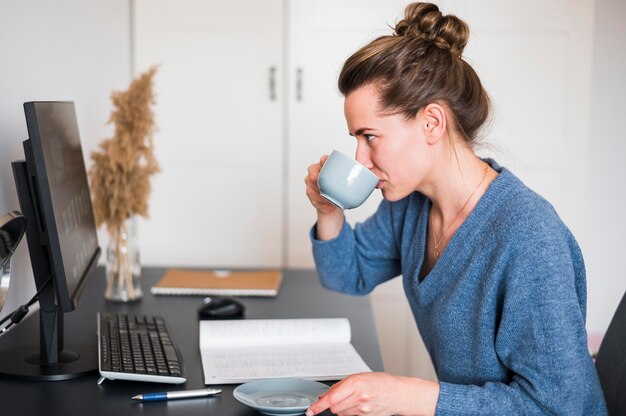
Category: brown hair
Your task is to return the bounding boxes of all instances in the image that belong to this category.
[338,2,490,144]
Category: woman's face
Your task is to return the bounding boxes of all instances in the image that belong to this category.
[344,84,432,201]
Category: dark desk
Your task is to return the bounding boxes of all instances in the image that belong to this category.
[0,268,383,415]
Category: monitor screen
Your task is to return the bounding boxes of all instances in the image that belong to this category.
[23,101,99,310]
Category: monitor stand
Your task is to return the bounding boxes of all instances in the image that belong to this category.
[0,285,98,381]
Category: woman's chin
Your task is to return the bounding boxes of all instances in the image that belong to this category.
[381,187,411,202]
[381,189,397,201]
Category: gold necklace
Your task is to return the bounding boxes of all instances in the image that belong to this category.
[432,164,489,259]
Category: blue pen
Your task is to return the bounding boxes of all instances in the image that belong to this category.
[132,388,222,402]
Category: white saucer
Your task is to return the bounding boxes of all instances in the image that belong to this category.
[233,378,329,416]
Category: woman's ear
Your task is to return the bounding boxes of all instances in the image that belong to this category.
[422,103,447,145]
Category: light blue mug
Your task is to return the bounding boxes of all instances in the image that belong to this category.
[317,150,379,210]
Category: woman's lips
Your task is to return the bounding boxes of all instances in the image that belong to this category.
[376,180,385,189]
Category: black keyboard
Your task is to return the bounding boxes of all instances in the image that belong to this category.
[97,312,186,384]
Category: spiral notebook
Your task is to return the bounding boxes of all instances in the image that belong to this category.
[151,269,283,297]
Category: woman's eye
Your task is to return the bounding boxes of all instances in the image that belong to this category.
[364,134,375,142]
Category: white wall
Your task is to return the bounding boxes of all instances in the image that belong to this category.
[584,0,626,334]
[0,0,130,314]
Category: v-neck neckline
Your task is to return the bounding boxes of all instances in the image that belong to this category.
[412,159,508,290]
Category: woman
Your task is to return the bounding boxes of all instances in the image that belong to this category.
[304,3,607,415]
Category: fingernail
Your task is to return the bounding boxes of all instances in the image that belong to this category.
[306,410,313,416]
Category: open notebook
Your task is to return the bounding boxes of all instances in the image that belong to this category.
[199,318,371,384]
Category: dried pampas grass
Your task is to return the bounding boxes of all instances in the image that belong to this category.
[89,66,160,234]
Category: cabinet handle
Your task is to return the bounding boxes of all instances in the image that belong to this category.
[296,67,303,102]
[269,66,277,101]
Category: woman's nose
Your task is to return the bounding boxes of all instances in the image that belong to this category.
[355,142,374,169]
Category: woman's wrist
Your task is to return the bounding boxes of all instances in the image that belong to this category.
[315,209,344,241]
[394,375,440,416]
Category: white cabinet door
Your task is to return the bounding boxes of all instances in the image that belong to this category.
[134,0,284,267]
[286,0,409,268]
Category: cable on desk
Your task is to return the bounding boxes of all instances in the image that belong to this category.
[0,274,53,335]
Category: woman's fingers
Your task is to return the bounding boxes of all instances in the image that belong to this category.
[306,381,355,415]
[305,155,338,213]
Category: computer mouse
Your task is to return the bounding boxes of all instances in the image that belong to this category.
[198,296,245,320]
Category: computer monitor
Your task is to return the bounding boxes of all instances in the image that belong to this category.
[0,101,101,381]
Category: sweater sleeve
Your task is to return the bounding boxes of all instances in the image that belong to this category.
[310,199,402,295]
[435,211,606,415]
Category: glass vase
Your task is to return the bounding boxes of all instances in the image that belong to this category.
[104,216,143,302]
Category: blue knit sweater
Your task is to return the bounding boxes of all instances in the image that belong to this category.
[311,160,607,415]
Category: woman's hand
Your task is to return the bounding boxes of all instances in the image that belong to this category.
[306,372,440,416]
[305,155,339,215]
[305,155,344,240]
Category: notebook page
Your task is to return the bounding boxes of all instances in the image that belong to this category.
[199,318,351,348]
[199,318,371,384]
[201,342,371,385]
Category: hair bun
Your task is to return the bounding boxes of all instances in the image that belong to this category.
[394,2,469,56]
